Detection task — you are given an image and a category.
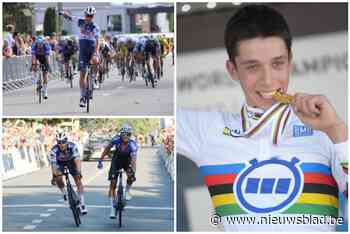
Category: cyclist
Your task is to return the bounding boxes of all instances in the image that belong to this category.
[97,125,138,219]
[134,35,147,77]
[50,131,88,215]
[157,34,170,77]
[144,35,161,81]
[49,32,58,52]
[60,6,100,107]
[31,35,51,99]
[126,36,137,81]
[116,36,128,78]
[99,35,114,84]
[60,38,78,82]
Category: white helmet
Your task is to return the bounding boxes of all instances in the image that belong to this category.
[56,131,68,143]
[84,6,96,16]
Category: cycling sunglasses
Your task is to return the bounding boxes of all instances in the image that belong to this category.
[57,141,67,145]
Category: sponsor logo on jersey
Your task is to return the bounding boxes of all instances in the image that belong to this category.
[293,125,313,137]
[222,127,241,137]
[234,157,303,214]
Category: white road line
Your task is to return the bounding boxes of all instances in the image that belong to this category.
[47,208,56,212]
[39,213,51,217]
[4,204,173,210]
[84,166,107,185]
[32,219,43,224]
[23,225,36,230]
[58,199,64,202]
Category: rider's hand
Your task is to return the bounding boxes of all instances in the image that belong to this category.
[97,159,103,169]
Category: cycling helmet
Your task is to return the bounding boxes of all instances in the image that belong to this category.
[36,35,44,44]
[119,124,132,136]
[84,6,96,16]
[56,131,68,144]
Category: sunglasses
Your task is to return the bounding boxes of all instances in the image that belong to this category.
[58,141,67,145]
[85,14,94,18]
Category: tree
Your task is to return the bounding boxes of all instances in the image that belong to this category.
[167,13,174,32]
[43,7,57,36]
[3,3,34,33]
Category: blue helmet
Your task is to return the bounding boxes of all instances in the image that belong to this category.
[36,35,45,44]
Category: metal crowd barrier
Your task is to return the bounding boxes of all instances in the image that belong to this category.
[158,144,174,181]
[3,54,63,92]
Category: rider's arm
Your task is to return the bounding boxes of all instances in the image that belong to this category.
[100,144,112,161]
[49,147,59,171]
[130,151,137,172]
[59,11,80,22]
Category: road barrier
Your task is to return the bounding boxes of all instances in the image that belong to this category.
[158,144,174,181]
[1,143,50,180]
[3,54,63,92]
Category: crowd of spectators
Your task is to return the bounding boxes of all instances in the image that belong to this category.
[3,24,59,59]
[2,120,88,153]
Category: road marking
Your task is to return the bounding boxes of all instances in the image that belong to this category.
[47,208,56,212]
[39,213,51,217]
[32,219,42,224]
[58,199,64,202]
[23,225,36,230]
[4,204,173,211]
[84,167,108,185]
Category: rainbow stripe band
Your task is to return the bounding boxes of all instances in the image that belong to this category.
[200,162,339,217]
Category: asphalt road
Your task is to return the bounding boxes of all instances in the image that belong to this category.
[3,147,174,231]
[3,57,174,116]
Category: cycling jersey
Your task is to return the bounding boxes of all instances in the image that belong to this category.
[31,42,51,57]
[177,103,348,231]
[109,136,138,157]
[50,141,80,163]
[108,136,138,181]
[77,18,99,43]
[60,42,78,57]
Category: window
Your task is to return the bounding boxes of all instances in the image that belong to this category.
[107,15,122,32]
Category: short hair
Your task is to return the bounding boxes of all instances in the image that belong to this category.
[224,4,292,62]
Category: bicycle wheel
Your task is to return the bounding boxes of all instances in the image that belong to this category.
[150,73,155,88]
[86,70,90,113]
[69,65,73,88]
[37,73,42,104]
[67,184,80,227]
[116,190,123,228]
[118,203,122,228]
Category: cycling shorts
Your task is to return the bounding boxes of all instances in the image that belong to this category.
[79,39,96,72]
[57,159,80,177]
[108,155,132,181]
[35,55,49,72]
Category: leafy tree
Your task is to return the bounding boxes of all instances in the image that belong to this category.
[3,3,34,33]
[167,13,174,32]
[43,7,57,36]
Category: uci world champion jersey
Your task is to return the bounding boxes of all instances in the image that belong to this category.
[177,103,348,231]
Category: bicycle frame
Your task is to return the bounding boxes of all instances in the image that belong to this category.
[32,63,46,104]
[85,64,94,113]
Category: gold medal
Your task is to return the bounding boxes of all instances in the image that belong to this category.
[272,90,294,104]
